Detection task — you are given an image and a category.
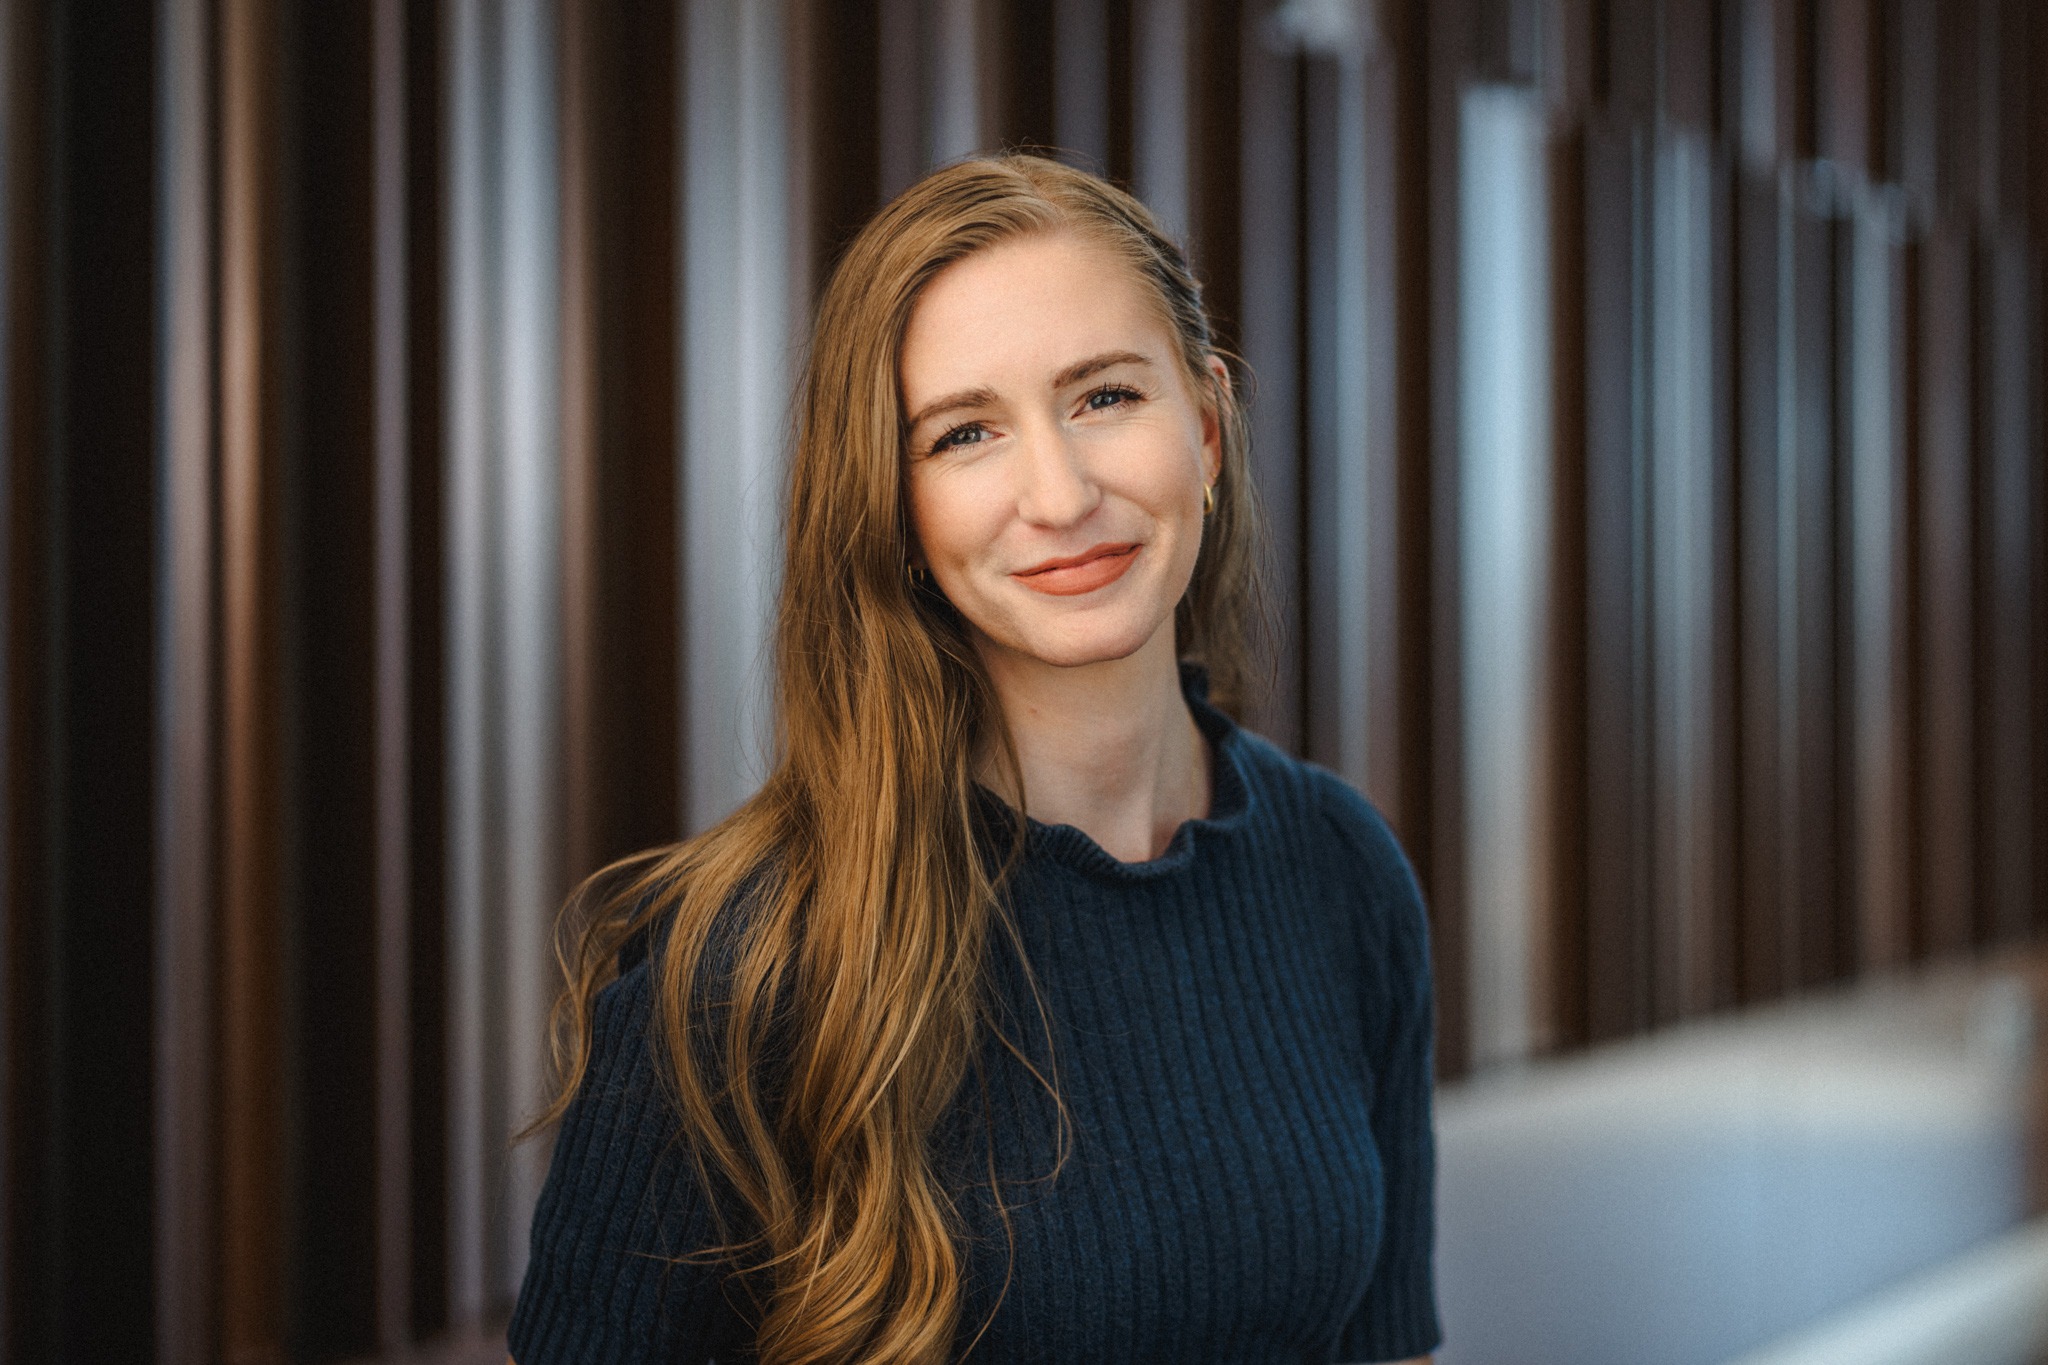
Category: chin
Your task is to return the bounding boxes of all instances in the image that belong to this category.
[1004,613,1166,670]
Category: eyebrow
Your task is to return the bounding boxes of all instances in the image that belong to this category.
[904,349,1156,432]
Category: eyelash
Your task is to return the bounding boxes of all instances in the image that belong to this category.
[926,383,1148,456]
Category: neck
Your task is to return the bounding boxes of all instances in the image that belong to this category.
[975,623,1211,863]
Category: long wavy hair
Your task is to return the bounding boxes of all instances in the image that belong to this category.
[528,153,1269,1364]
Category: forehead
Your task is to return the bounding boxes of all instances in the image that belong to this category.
[898,231,1172,402]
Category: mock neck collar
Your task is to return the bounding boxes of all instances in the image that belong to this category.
[974,661,1252,884]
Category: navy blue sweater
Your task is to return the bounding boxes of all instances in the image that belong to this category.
[509,672,1441,1363]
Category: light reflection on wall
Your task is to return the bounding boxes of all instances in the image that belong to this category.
[1457,81,1553,1071]
[445,0,564,1311]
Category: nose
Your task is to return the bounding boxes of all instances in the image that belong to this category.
[1011,419,1100,527]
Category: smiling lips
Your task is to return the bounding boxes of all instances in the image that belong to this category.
[1012,542,1141,596]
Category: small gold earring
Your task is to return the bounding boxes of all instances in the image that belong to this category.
[907,561,929,586]
[1202,483,1216,517]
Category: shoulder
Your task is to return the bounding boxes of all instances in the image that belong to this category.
[1223,725,1420,898]
[566,957,666,1137]
[1302,765,1421,903]
[1227,734,1430,960]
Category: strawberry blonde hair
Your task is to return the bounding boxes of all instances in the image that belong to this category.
[529,153,1268,1363]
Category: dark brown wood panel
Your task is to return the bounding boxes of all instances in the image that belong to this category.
[1362,43,1424,864]
[1734,166,1790,1002]
[1933,0,1981,214]
[989,0,1058,154]
[1975,231,2035,943]
[39,0,164,1357]
[1546,120,1591,1049]
[563,0,681,903]
[399,0,448,1338]
[1914,219,1976,957]
[1580,113,1651,1041]
[1708,150,1745,1011]
[803,0,882,282]
[1894,0,1939,204]
[1816,0,1876,173]
[1664,0,1716,132]
[1299,54,1346,777]
[1422,0,1468,1077]
[1788,202,1845,989]
[0,1,52,1357]
[1184,0,1242,350]
[293,0,384,1348]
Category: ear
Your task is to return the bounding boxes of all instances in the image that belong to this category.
[1199,353,1231,488]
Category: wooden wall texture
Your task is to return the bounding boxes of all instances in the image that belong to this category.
[2,0,2044,1359]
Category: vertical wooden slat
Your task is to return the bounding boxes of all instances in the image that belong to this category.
[157,0,218,1357]
[681,0,792,827]
[401,0,449,1334]
[1816,0,1874,173]
[1914,218,1975,957]
[1842,200,1913,973]
[801,0,880,283]
[1736,0,1812,166]
[1546,114,1590,1049]
[1581,112,1650,1040]
[1457,79,1557,1067]
[562,0,603,912]
[1734,166,1789,1001]
[294,0,383,1349]
[929,0,983,162]
[1132,0,1189,238]
[0,0,50,1356]
[1979,0,2026,224]
[1976,230,2033,943]
[988,0,1056,153]
[1235,16,1302,750]
[1423,0,1469,1076]
[1300,53,1365,787]
[1599,0,1656,117]
[1106,0,1136,184]
[876,0,927,198]
[2036,9,2048,947]
[1893,0,1938,203]
[446,0,567,1315]
[443,0,495,1314]
[563,0,681,892]
[1707,145,1745,1014]
[1664,0,1716,132]
[220,0,288,1352]
[50,0,163,1345]
[1933,0,1979,214]
[1647,127,1725,1020]
[1184,0,1240,343]
[372,0,417,1343]
[1787,199,1843,988]
[1364,12,1429,883]
[1054,0,1113,170]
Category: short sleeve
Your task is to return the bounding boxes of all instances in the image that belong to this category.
[507,960,752,1365]
[1317,774,1444,1362]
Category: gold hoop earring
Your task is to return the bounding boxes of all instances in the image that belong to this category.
[1202,483,1216,517]
[907,561,929,587]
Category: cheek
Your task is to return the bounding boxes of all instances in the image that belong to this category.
[906,469,992,572]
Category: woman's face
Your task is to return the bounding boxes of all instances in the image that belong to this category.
[899,230,1224,674]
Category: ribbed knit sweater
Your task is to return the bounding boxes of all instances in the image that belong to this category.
[509,669,1442,1364]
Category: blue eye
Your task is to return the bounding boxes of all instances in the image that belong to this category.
[931,422,988,454]
[1085,384,1143,411]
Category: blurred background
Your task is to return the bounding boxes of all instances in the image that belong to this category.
[4,0,2047,1362]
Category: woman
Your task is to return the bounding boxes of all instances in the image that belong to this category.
[509,154,1439,1365]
